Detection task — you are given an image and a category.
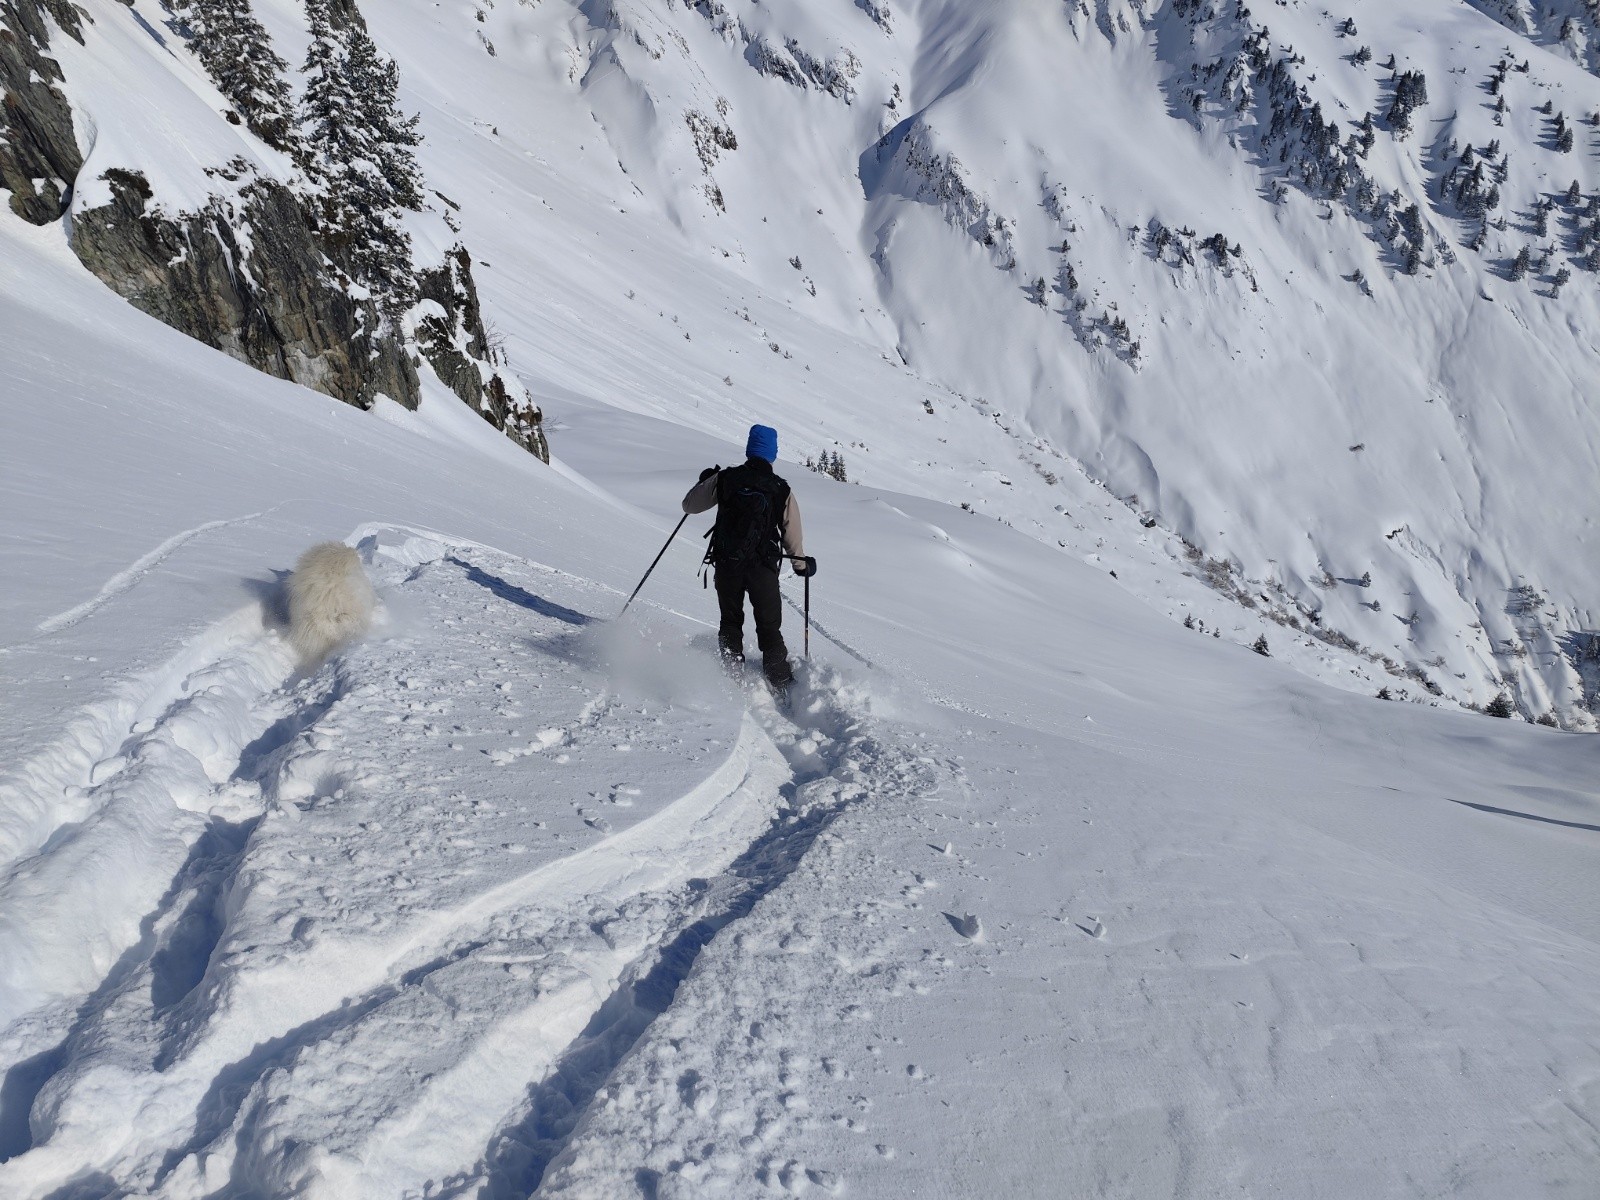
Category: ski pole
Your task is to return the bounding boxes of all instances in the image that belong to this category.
[784,555,815,660]
[804,572,811,660]
[619,512,689,617]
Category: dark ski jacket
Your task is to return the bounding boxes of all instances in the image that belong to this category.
[682,457,806,569]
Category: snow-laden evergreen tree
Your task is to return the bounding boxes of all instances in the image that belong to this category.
[1509,244,1531,281]
[1386,70,1428,137]
[166,0,295,150]
[298,0,423,313]
[346,22,424,213]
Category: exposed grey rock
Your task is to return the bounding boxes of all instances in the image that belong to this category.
[3,0,547,460]
[0,0,86,223]
[72,166,420,410]
[415,246,549,461]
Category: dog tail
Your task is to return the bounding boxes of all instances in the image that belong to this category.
[286,542,375,665]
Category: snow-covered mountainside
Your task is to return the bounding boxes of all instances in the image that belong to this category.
[7,0,1599,721]
[351,0,1600,727]
[3,0,1600,1196]
[3,202,1599,1200]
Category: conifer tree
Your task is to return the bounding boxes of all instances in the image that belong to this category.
[346,23,423,211]
[1509,245,1531,281]
[298,0,424,313]
[1386,70,1428,136]
[168,0,295,150]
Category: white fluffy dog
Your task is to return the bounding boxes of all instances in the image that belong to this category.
[287,542,375,664]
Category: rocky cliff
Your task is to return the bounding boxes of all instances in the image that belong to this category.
[0,0,83,225]
[0,0,547,459]
[74,165,421,409]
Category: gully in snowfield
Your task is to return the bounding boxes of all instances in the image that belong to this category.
[682,424,817,689]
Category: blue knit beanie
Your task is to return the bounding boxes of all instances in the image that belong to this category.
[746,424,778,463]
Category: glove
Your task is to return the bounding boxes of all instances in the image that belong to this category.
[792,556,817,578]
[698,465,720,481]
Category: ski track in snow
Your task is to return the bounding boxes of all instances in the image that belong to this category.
[22,507,284,645]
[0,526,927,1199]
[2,527,1597,1197]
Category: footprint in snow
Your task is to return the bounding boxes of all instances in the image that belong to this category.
[608,783,641,807]
[1078,916,1105,939]
[585,815,612,833]
[943,912,982,940]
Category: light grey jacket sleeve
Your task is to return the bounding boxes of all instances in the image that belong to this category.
[782,492,805,561]
[682,474,719,515]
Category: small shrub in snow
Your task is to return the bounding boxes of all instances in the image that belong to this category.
[1484,692,1515,718]
[1252,634,1270,656]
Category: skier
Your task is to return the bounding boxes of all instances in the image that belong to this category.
[683,424,816,689]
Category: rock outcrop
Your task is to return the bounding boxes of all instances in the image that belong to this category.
[1,0,546,459]
[414,247,549,460]
[73,166,420,409]
[0,0,84,224]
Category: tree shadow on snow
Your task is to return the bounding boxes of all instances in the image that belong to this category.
[1447,798,1600,833]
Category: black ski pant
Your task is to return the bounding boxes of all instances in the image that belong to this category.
[714,562,791,684]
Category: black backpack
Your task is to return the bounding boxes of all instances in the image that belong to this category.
[707,465,789,573]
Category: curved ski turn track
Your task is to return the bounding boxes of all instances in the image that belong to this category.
[0,519,1596,1199]
[0,527,946,1198]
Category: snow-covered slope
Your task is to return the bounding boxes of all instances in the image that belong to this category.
[352,0,1600,724]
[3,186,1599,1198]
[9,0,1598,720]
[3,0,1600,1195]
